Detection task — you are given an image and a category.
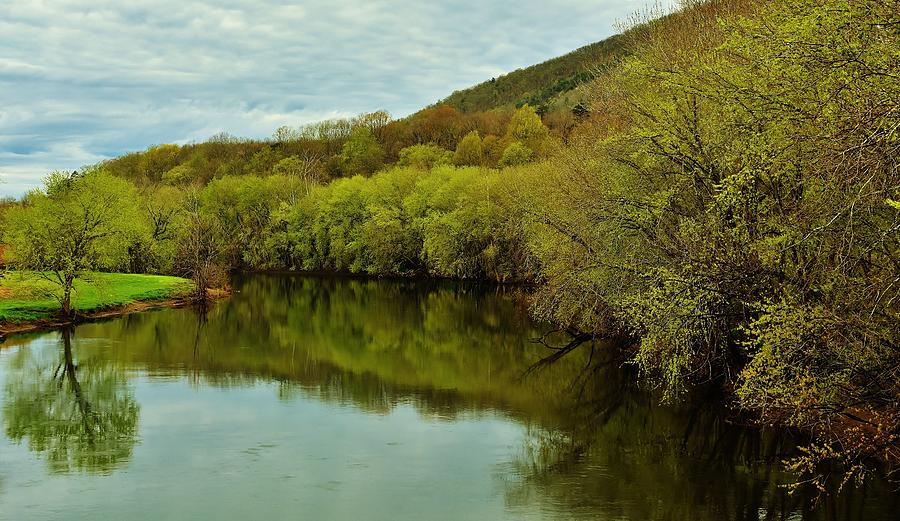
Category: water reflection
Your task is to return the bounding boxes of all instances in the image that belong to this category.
[506,347,900,520]
[78,275,573,421]
[3,328,138,474]
[0,275,897,520]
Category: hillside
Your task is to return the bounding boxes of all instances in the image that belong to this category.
[438,34,629,113]
[96,30,635,186]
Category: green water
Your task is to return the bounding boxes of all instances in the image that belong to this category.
[0,275,897,520]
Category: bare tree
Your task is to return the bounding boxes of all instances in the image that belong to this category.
[173,192,227,302]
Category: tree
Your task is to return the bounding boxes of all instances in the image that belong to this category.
[453,131,484,166]
[543,109,577,144]
[525,0,900,486]
[2,170,142,316]
[353,110,392,141]
[247,146,279,175]
[272,125,299,143]
[498,142,533,167]
[162,163,195,185]
[128,185,185,273]
[407,105,468,149]
[339,126,384,175]
[506,104,549,154]
[139,144,182,182]
[397,144,452,170]
[273,153,326,197]
[173,190,227,302]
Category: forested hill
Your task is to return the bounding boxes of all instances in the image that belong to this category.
[94,10,641,186]
[437,34,628,113]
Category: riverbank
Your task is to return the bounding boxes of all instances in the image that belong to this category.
[0,272,203,337]
[243,268,538,288]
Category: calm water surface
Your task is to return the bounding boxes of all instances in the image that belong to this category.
[1,275,897,520]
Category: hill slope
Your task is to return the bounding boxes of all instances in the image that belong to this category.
[438,34,629,113]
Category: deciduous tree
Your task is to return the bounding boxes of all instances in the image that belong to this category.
[2,170,142,316]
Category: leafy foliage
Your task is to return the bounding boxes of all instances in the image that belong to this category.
[452,130,485,166]
[499,142,533,168]
[339,126,385,176]
[397,143,452,170]
[524,0,900,486]
[2,170,144,315]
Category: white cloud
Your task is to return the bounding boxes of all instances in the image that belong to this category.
[0,0,676,196]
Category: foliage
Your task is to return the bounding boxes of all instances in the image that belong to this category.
[397,143,452,170]
[263,165,529,280]
[498,142,533,167]
[162,164,195,185]
[173,190,229,299]
[524,0,900,485]
[453,130,485,166]
[339,126,384,176]
[439,34,629,112]
[2,170,145,315]
[272,154,326,197]
[506,104,550,154]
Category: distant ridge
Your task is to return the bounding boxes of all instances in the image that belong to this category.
[437,33,629,113]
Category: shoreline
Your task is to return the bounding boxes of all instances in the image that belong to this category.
[241,268,538,288]
[0,268,534,341]
[0,297,195,339]
[0,288,230,340]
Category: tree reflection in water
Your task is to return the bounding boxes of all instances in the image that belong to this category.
[2,328,139,474]
[507,345,900,521]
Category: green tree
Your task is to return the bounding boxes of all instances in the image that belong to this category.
[2,170,142,316]
[506,104,549,154]
[162,163,195,185]
[199,176,281,268]
[498,142,533,167]
[128,185,185,273]
[138,144,182,183]
[453,131,484,166]
[524,0,900,485]
[397,144,452,170]
[247,147,279,175]
[339,126,384,175]
[173,190,227,301]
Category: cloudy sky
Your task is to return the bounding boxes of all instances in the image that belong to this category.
[0,0,674,196]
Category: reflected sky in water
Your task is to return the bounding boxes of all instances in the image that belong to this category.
[1,275,897,520]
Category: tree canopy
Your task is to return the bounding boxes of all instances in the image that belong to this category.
[3,170,143,315]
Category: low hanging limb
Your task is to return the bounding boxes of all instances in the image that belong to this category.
[524,328,596,378]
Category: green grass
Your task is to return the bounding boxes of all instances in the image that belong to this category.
[0,271,194,323]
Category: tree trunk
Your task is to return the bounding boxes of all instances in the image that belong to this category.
[62,274,74,317]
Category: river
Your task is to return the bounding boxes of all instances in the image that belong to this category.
[0,275,896,520]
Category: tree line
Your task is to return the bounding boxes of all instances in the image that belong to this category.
[99,102,578,187]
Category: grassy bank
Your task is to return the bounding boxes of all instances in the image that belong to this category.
[0,271,194,323]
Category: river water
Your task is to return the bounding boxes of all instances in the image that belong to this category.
[0,275,897,520]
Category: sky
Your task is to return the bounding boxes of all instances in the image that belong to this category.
[0,0,675,197]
